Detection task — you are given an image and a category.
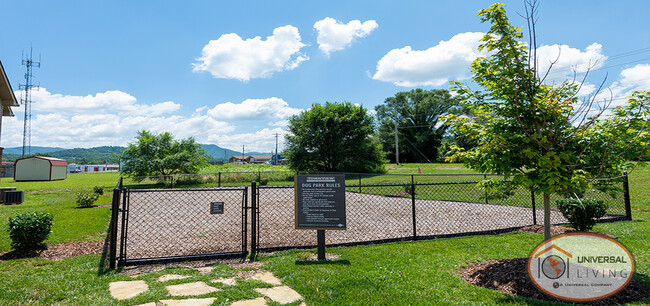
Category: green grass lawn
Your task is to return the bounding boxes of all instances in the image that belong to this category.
[0,164,648,305]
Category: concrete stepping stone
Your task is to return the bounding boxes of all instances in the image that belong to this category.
[135,303,156,306]
[109,280,149,300]
[196,266,214,275]
[160,298,217,305]
[231,297,267,306]
[212,277,238,286]
[157,274,191,282]
[255,286,302,304]
[250,271,282,286]
[166,281,220,296]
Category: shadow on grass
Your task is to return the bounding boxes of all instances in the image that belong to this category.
[295,259,351,266]
[0,249,41,260]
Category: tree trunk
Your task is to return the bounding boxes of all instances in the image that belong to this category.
[543,192,551,241]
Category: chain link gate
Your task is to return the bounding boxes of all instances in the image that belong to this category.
[113,186,249,266]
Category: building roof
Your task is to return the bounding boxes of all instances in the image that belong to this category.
[16,156,68,167]
[250,155,272,159]
[230,156,247,159]
[0,60,19,117]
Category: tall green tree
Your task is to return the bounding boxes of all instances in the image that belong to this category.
[444,3,650,240]
[121,130,209,179]
[375,89,460,163]
[285,102,385,173]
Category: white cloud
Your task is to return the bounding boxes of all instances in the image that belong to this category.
[314,17,378,56]
[192,25,308,81]
[5,89,234,149]
[372,32,485,87]
[536,43,608,82]
[589,64,650,108]
[29,88,180,116]
[206,97,302,121]
[618,63,650,91]
[4,89,299,152]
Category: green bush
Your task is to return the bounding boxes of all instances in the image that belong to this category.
[76,191,100,208]
[556,198,608,231]
[93,185,105,195]
[8,212,53,251]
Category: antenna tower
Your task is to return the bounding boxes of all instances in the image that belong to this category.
[19,48,40,157]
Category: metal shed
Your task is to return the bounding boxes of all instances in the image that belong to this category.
[14,156,68,181]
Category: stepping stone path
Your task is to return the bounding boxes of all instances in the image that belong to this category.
[157,274,191,282]
[166,281,221,296]
[109,280,149,300]
[212,277,237,286]
[108,268,304,305]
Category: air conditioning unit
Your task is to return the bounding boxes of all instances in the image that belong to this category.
[4,190,24,204]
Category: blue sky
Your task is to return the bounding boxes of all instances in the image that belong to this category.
[1,0,649,152]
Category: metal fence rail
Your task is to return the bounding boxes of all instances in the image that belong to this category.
[111,187,248,266]
[254,178,628,253]
[109,172,631,268]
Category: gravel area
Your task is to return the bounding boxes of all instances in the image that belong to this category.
[117,187,621,261]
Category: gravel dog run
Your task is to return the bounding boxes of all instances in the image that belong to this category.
[256,187,568,249]
[118,187,598,260]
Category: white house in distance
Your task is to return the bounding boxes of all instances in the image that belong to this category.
[14,156,68,181]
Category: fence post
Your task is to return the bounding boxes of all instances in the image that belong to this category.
[358,174,362,193]
[484,174,488,204]
[108,177,122,270]
[250,181,257,259]
[531,188,537,225]
[258,171,261,183]
[218,172,221,187]
[623,171,632,220]
[411,182,417,240]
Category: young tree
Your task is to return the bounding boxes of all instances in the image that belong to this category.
[121,130,209,179]
[375,89,461,163]
[444,3,650,240]
[285,102,385,173]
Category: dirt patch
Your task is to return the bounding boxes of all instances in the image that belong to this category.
[457,258,649,304]
[0,240,104,261]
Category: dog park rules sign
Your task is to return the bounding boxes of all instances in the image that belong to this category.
[295,174,346,230]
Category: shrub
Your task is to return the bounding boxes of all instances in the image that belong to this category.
[8,212,53,251]
[93,185,105,195]
[76,191,100,208]
[555,198,608,231]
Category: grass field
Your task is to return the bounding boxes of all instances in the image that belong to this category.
[0,163,648,305]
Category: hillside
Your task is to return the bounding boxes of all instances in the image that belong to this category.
[1,145,272,164]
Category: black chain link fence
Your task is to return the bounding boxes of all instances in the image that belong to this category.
[254,176,629,252]
[109,173,630,267]
[111,186,248,266]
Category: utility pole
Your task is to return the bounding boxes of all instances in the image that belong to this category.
[20,48,40,157]
[394,114,399,165]
[242,145,245,163]
[274,133,279,165]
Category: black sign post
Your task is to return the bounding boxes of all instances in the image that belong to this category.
[295,174,346,260]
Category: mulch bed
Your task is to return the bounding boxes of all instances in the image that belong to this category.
[0,240,104,261]
[458,225,649,303]
[457,258,649,304]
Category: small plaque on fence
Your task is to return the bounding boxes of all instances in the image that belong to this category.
[210,202,224,214]
[295,174,346,230]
